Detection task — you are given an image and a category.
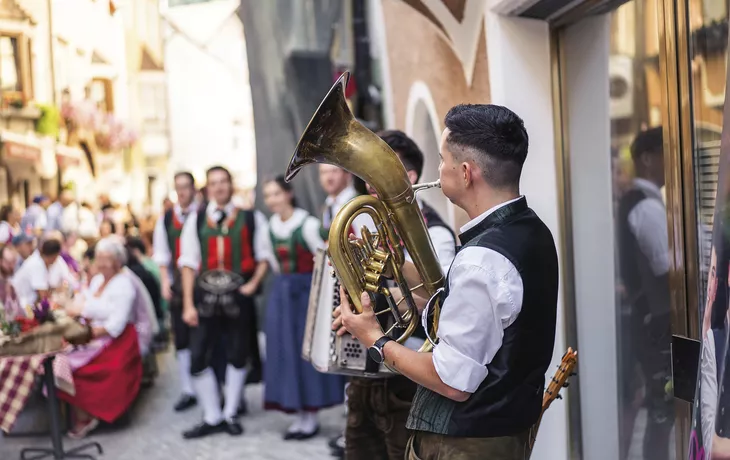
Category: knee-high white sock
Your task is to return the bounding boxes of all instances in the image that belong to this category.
[192,368,223,425]
[300,411,318,434]
[176,349,194,396]
[223,364,247,420]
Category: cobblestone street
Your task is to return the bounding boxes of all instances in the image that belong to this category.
[0,350,345,460]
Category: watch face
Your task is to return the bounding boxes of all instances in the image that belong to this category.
[368,346,384,364]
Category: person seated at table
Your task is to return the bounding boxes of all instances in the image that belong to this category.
[0,245,21,318]
[11,237,74,308]
[60,237,143,438]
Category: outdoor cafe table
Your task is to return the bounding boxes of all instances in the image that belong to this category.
[0,352,103,459]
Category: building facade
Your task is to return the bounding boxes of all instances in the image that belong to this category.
[122,0,170,214]
[162,0,256,195]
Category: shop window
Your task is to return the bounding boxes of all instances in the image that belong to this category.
[0,34,32,106]
[559,0,674,457]
[139,82,166,124]
[90,78,114,113]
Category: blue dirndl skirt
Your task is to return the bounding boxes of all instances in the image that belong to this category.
[264,273,346,412]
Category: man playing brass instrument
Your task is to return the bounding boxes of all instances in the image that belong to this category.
[333,104,559,459]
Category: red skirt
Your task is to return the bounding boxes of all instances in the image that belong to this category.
[58,324,143,423]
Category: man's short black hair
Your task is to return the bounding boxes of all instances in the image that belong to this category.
[378,130,425,181]
[206,166,232,183]
[40,239,62,257]
[444,104,529,190]
[174,171,195,187]
[630,126,663,159]
[126,236,146,255]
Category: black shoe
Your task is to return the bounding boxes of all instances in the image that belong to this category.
[182,421,226,439]
[283,431,300,440]
[237,399,248,416]
[328,434,343,450]
[173,394,197,412]
[295,426,320,440]
[224,419,244,436]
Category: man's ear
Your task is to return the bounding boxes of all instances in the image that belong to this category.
[406,170,419,185]
[461,162,472,188]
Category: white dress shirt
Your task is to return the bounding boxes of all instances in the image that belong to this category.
[0,221,15,244]
[177,201,271,271]
[265,208,325,273]
[82,273,135,338]
[628,178,669,276]
[11,250,74,307]
[324,185,372,238]
[432,197,525,394]
[152,203,195,268]
[405,198,456,274]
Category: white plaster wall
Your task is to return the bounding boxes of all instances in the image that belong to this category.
[51,0,128,115]
[563,15,620,460]
[485,6,569,459]
[163,0,256,190]
[405,80,455,228]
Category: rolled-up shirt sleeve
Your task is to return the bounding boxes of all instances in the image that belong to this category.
[151,215,171,267]
[177,211,201,270]
[432,248,524,393]
[253,210,271,263]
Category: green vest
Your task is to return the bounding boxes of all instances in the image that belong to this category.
[270,222,315,274]
[197,208,256,275]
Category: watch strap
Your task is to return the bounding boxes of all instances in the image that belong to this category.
[374,336,394,350]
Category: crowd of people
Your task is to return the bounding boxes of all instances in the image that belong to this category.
[0,103,561,460]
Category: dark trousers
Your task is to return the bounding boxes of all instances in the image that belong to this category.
[345,376,416,460]
[170,291,190,351]
[189,294,257,375]
[405,430,532,460]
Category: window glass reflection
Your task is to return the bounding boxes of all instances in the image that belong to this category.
[610,2,675,458]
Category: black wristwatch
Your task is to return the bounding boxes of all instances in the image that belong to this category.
[367,336,394,364]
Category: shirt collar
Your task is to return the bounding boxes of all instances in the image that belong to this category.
[457,196,528,246]
[175,202,197,219]
[206,200,236,219]
[633,178,663,201]
[325,185,357,208]
[460,196,524,235]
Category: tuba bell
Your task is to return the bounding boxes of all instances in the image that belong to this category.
[286,72,444,359]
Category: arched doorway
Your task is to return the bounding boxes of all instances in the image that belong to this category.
[406,82,453,227]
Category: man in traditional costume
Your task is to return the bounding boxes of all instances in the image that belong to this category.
[335,104,558,460]
[179,166,270,439]
[343,130,456,460]
[152,171,199,412]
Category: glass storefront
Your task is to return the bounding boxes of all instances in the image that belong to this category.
[553,0,730,457]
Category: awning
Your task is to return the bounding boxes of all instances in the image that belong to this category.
[55,144,84,168]
[0,130,42,163]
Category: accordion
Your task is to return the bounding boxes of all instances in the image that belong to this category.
[302,249,395,377]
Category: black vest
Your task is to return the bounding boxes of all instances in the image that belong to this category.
[406,197,559,437]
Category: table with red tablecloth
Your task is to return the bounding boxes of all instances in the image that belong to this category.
[0,352,74,433]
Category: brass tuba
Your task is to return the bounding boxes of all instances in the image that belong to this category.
[285,72,444,353]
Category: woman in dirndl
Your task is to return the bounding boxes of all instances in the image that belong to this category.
[262,175,346,440]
